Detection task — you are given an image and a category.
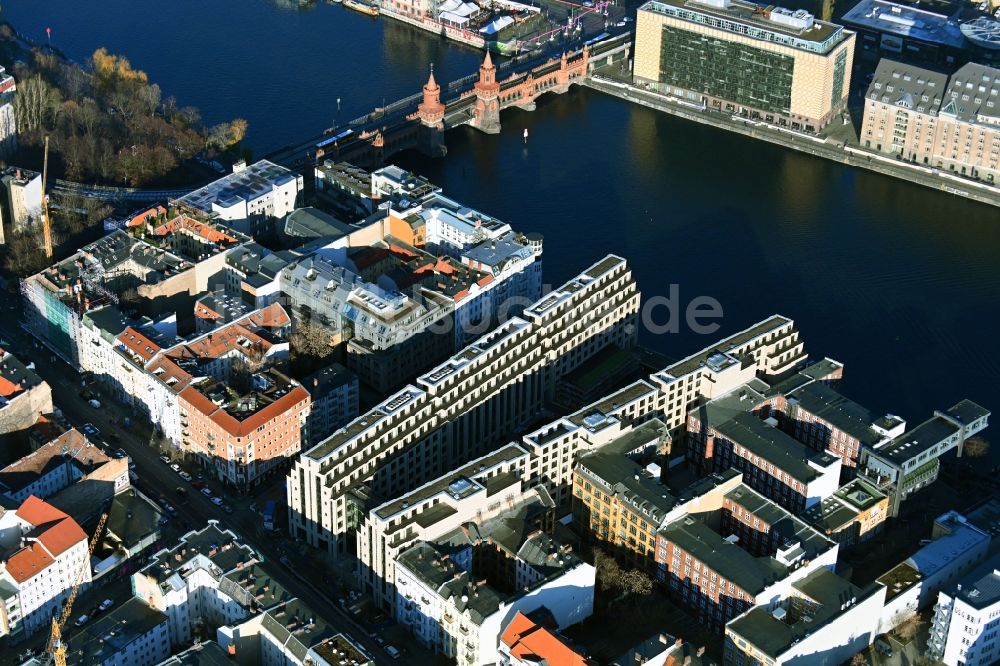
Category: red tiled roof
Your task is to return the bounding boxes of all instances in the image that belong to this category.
[6,543,55,583]
[179,384,310,438]
[116,327,162,363]
[150,214,240,245]
[0,373,21,399]
[6,496,87,582]
[500,612,593,666]
[241,303,291,330]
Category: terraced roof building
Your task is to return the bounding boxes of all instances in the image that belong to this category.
[287,255,640,559]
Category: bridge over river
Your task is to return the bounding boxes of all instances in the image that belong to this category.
[51,33,631,203]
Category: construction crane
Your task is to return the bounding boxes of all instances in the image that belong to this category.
[41,135,53,259]
[46,511,108,666]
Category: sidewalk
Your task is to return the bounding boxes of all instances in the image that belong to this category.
[584,74,1000,210]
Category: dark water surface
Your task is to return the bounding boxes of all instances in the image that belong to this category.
[6,0,999,423]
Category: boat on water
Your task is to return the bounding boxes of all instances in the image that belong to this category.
[344,0,379,16]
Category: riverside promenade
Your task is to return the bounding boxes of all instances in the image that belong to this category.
[584,75,1000,210]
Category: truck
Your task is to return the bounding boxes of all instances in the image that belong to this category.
[262,500,277,531]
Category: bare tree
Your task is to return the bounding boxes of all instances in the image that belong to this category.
[13,75,61,132]
[895,615,922,642]
[290,321,335,360]
[3,228,49,276]
[594,549,654,600]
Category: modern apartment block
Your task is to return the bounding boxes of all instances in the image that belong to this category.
[634,0,855,130]
[655,477,839,632]
[862,59,1000,184]
[688,410,841,513]
[394,495,594,666]
[173,160,303,236]
[724,568,886,666]
[927,552,1000,666]
[572,419,674,572]
[303,364,359,447]
[0,496,90,640]
[857,400,990,516]
[288,254,639,557]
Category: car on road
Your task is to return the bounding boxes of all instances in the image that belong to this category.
[74,615,89,627]
[211,497,224,506]
[128,460,136,471]
[98,599,114,612]
[82,423,100,437]
[170,464,181,473]
[222,504,234,514]
[179,471,192,482]
[163,504,177,515]
[159,455,170,464]
[115,448,127,459]
[200,488,212,497]
[88,399,102,409]
[384,645,401,660]
[175,487,188,497]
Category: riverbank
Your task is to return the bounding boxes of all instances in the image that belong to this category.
[583,75,1000,210]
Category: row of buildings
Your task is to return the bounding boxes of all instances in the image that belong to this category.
[22,160,545,489]
[632,0,1000,186]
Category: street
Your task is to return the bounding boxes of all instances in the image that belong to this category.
[0,296,434,666]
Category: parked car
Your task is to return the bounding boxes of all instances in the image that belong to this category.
[179,471,192,482]
[88,399,101,409]
[211,497,224,506]
[98,599,114,612]
[200,488,212,497]
[82,423,100,437]
[115,448,127,459]
[384,645,401,660]
[191,481,206,490]
[875,638,893,657]
[74,615,89,627]
[170,464,181,473]
[159,455,170,464]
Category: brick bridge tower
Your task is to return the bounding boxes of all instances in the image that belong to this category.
[472,51,501,134]
[416,65,447,157]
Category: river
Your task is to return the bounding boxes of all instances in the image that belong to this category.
[6,0,999,425]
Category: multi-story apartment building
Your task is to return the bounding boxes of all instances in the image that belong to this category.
[24,219,249,364]
[178,367,310,490]
[688,411,841,513]
[861,59,948,165]
[394,496,594,666]
[173,160,303,236]
[288,254,639,558]
[0,167,40,239]
[781,380,904,469]
[650,314,807,439]
[0,429,111,503]
[927,552,1000,666]
[303,364,359,447]
[655,479,838,632]
[724,568,886,666]
[0,68,16,163]
[634,0,856,130]
[64,597,170,666]
[858,400,990,516]
[801,477,889,547]
[862,59,1000,184]
[132,522,268,647]
[572,419,674,572]
[223,242,292,310]
[356,443,536,611]
[0,346,52,436]
[0,496,90,640]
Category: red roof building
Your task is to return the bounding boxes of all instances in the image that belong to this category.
[499,612,595,666]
